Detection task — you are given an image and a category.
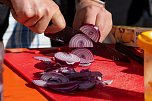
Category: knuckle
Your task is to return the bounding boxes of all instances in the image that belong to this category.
[86,5,97,11]
[24,11,35,18]
[45,7,51,16]
[36,9,43,19]
[17,10,34,18]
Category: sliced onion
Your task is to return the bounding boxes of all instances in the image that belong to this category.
[54,52,80,67]
[66,71,103,81]
[69,34,93,48]
[80,24,100,42]
[71,48,94,64]
[78,81,96,90]
[52,66,76,75]
[32,80,47,87]
[33,56,52,62]
[47,81,79,90]
[52,84,78,93]
[79,62,92,67]
[101,80,113,86]
[40,72,69,83]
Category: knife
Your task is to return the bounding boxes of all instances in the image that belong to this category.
[45,26,81,46]
[44,26,130,63]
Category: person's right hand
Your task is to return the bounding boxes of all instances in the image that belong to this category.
[10,0,66,34]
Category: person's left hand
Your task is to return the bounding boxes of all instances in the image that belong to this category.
[73,0,112,42]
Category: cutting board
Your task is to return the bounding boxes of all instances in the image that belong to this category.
[4,47,144,101]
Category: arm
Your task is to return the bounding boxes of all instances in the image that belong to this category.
[73,0,112,42]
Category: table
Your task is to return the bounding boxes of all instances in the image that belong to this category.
[3,47,144,101]
[3,64,48,101]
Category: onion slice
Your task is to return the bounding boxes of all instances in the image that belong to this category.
[80,24,100,42]
[33,56,52,62]
[79,62,91,67]
[54,52,80,67]
[69,34,93,48]
[71,48,94,64]
[40,72,69,83]
[32,80,47,87]
[78,81,96,90]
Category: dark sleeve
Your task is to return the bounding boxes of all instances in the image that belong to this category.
[105,0,149,26]
[0,4,10,41]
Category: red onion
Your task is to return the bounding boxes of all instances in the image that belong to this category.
[47,81,79,92]
[69,34,93,48]
[79,62,91,67]
[78,81,96,90]
[80,24,100,42]
[40,72,69,85]
[71,48,94,64]
[32,80,47,87]
[52,66,76,75]
[33,56,52,62]
[54,52,80,67]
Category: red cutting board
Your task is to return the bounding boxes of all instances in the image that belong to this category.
[4,48,144,101]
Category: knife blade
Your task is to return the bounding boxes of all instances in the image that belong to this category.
[45,26,81,46]
[44,26,130,63]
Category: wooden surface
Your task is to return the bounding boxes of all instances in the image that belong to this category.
[3,64,47,101]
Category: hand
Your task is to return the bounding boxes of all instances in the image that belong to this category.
[73,0,112,42]
[10,0,66,34]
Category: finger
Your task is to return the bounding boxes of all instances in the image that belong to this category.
[11,0,35,23]
[96,11,112,42]
[95,11,105,41]
[102,12,112,38]
[45,10,66,34]
[73,11,84,30]
[83,7,98,25]
[29,15,51,34]
[23,11,42,27]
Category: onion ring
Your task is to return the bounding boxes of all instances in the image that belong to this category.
[80,24,100,42]
[54,52,80,67]
[71,48,94,64]
[69,34,93,48]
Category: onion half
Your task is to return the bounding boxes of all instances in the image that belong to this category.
[80,24,100,42]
